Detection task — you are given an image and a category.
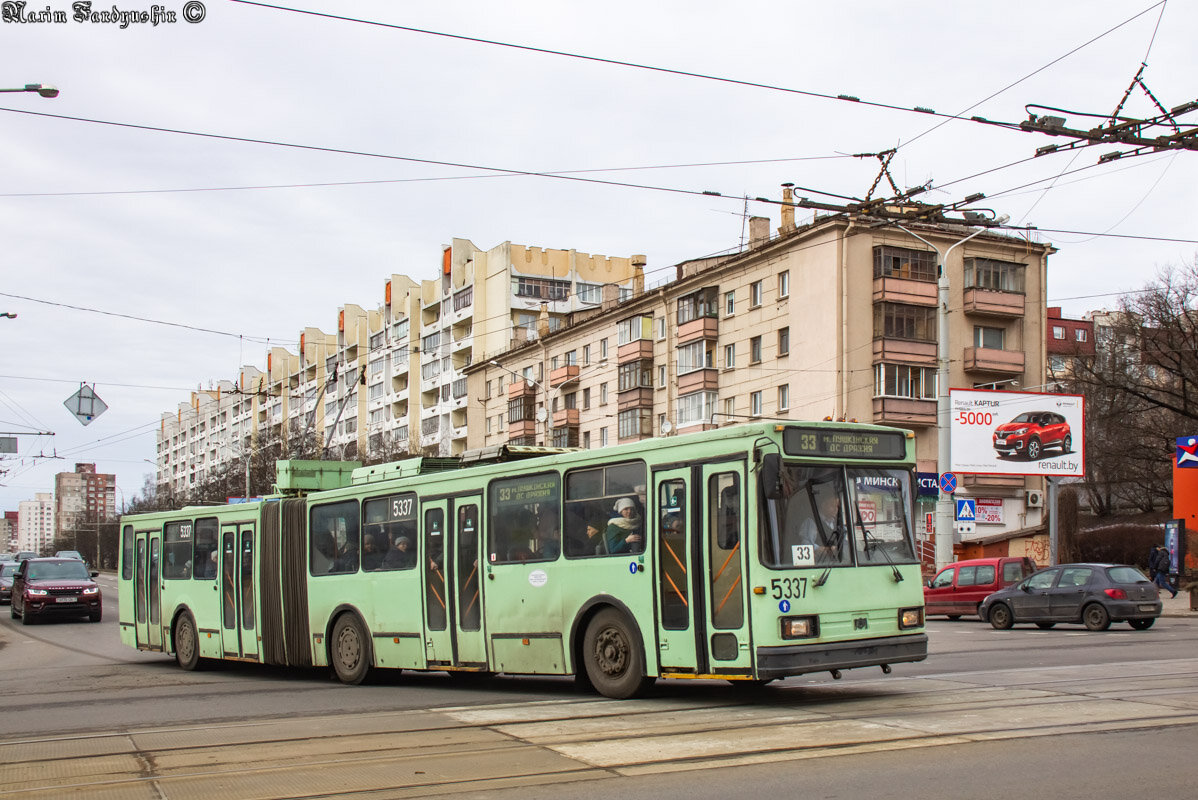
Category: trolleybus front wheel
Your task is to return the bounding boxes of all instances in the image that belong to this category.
[174,611,201,671]
[582,608,653,699]
[331,613,371,685]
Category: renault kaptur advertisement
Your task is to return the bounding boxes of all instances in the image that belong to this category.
[950,389,1085,477]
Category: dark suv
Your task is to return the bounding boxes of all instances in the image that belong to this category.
[993,411,1071,460]
[10,557,102,624]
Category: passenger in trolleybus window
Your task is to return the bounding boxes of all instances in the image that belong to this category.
[605,497,643,553]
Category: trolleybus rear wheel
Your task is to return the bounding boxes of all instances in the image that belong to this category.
[174,612,201,671]
[583,608,652,699]
[331,613,371,685]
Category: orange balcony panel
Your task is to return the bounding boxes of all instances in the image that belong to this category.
[617,388,654,411]
[549,365,580,388]
[618,339,654,362]
[677,316,718,345]
[677,369,719,394]
[553,408,580,427]
[507,420,538,438]
[872,338,937,365]
[507,379,537,399]
[963,474,1026,490]
[872,397,936,427]
[964,347,1024,375]
[964,288,1025,318]
[872,277,937,306]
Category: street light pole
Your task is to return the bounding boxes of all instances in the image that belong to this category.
[895,217,1008,572]
[0,83,59,98]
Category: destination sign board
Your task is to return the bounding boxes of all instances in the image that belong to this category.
[782,427,907,460]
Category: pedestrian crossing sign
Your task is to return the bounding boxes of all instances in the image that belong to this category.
[955,499,976,521]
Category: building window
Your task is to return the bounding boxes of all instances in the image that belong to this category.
[576,282,602,304]
[724,343,736,369]
[874,363,937,399]
[750,281,763,308]
[778,271,789,298]
[750,391,763,416]
[658,365,667,387]
[778,327,790,356]
[724,290,735,316]
[750,336,762,364]
[512,276,570,301]
[1053,326,1065,340]
[778,385,789,411]
[963,258,1026,293]
[600,427,608,447]
[583,344,591,365]
[1049,354,1068,373]
[723,397,735,420]
[600,383,608,404]
[618,408,652,438]
[677,341,713,375]
[657,317,666,340]
[677,287,718,324]
[873,245,937,281]
[974,325,1005,350]
[617,316,653,345]
[508,397,534,424]
[1075,329,1087,342]
[618,360,653,391]
[583,388,591,409]
[452,286,473,311]
[874,302,937,342]
[600,337,608,359]
[583,431,591,448]
[677,391,718,427]
[552,427,580,448]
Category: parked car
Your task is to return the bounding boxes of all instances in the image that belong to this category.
[980,563,1161,631]
[924,556,1037,619]
[54,550,85,561]
[0,561,17,604]
[993,411,1071,460]
[10,557,103,624]
[15,551,38,561]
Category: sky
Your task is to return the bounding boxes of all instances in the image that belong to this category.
[1,0,1195,514]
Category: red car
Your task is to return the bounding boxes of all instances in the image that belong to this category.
[993,411,1071,460]
[10,557,102,624]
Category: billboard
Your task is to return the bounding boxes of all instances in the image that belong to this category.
[950,389,1085,477]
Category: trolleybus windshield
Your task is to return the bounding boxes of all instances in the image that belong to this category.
[762,465,916,569]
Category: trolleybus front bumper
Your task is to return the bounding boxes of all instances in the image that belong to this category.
[756,633,928,680]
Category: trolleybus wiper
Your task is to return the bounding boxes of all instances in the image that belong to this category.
[853,513,903,583]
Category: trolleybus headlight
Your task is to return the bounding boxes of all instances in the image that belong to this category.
[898,607,924,629]
[780,616,819,639]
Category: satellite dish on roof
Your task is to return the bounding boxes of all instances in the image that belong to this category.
[536,408,548,423]
[661,419,674,435]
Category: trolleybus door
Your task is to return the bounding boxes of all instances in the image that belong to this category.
[653,468,699,671]
[421,496,487,668]
[219,526,257,660]
[700,463,752,672]
[134,530,162,650]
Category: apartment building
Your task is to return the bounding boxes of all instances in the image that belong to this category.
[1046,306,1096,386]
[53,462,116,549]
[17,492,54,554]
[1,510,17,552]
[154,237,643,484]
[472,207,1053,538]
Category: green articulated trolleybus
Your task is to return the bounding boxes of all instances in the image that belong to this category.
[119,421,928,698]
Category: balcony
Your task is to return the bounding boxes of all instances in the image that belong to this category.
[872,338,936,365]
[963,288,1025,318]
[553,408,580,427]
[677,368,718,394]
[507,379,538,399]
[872,276,937,306]
[677,316,718,345]
[550,365,579,388]
[617,388,653,410]
[872,397,936,427]
[618,339,654,362]
[963,347,1024,375]
[507,419,538,439]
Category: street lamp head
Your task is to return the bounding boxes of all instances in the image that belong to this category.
[34,84,59,98]
[994,213,1010,226]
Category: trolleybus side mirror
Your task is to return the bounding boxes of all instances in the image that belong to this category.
[761,453,782,499]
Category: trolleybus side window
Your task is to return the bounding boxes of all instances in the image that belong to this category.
[194,517,219,579]
[457,503,481,631]
[164,520,194,579]
[658,479,688,630]
[362,492,418,571]
[121,525,134,580]
[309,500,361,575]
[709,472,743,629]
[563,461,646,558]
[488,472,561,563]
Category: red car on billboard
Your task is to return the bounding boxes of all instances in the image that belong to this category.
[993,411,1071,460]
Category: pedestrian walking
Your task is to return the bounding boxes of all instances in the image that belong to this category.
[1151,544,1178,598]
